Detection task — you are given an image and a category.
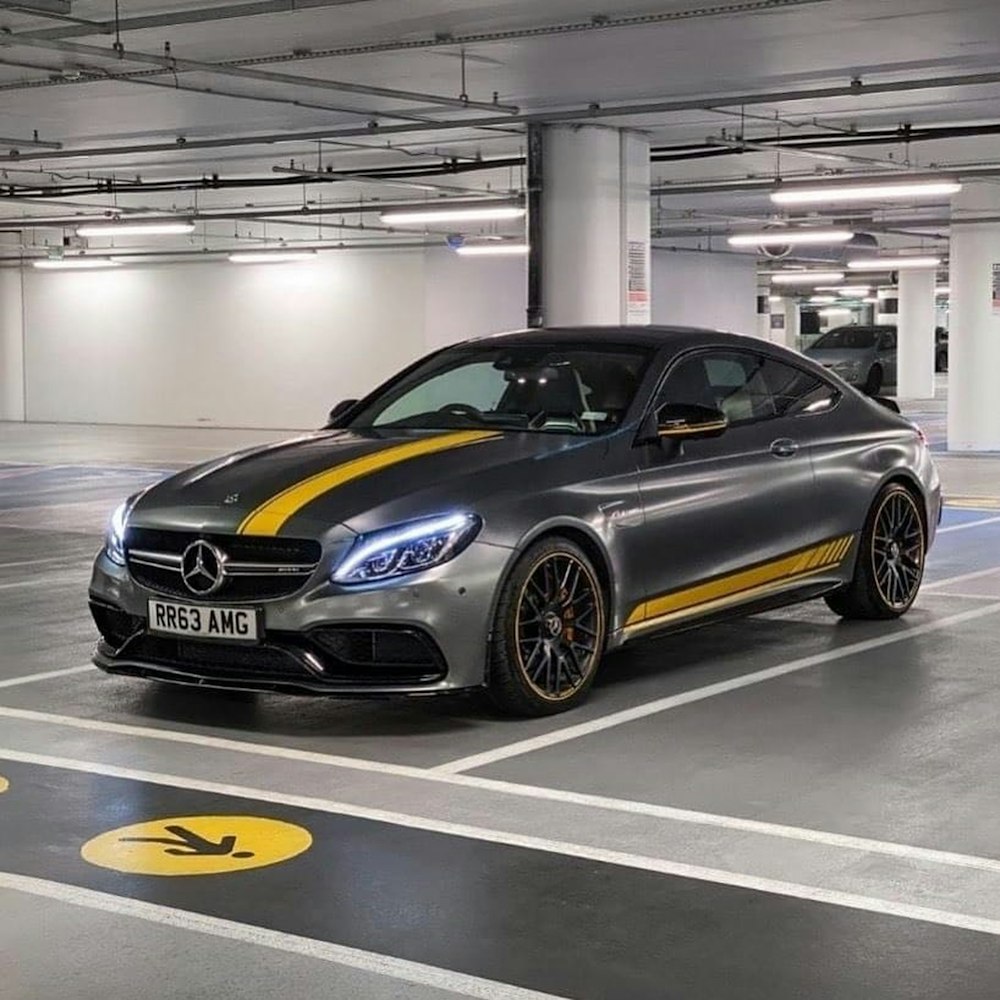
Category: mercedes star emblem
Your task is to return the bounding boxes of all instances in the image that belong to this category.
[180,540,226,596]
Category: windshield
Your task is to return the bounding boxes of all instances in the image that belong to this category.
[812,327,877,350]
[348,342,652,436]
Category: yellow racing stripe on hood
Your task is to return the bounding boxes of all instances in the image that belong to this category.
[238,430,501,536]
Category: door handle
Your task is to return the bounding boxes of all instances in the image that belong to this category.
[770,438,799,458]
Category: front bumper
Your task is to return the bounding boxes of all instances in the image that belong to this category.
[89,539,514,696]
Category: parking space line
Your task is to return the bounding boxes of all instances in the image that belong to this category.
[926,591,999,601]
[0,578,75,593]
[0,555,94,571]
[433,601,1000,775]
[938,516,1000,534]
[0,666,93,689]
[924,567,1000,591]
[7,705,1000,881]
[0,873,570,1000]
[4,750,1000,939]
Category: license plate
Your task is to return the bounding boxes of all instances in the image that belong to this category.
[147,599,260,642]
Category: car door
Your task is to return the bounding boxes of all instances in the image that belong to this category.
[876,328,898,386]
[626,348,832,634]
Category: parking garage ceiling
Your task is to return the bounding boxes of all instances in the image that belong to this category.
[2,0,1000,262]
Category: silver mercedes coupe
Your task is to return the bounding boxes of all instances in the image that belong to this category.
[90,327,941,716]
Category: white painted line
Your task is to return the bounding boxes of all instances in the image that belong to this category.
[0,554,94,571]
[4,750,1000,938]
[926,592,999,601]
[433,601,1000,775]
[938,516,1000,534]
[7,704,1000,880]
[0,577,76,593]
[923,567,1000,591]
[0,872,571,1000]
[0,665,92,689]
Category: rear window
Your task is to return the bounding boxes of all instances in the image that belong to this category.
[813,327,877,350]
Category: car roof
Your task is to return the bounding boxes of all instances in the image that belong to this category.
[466,325,767,351]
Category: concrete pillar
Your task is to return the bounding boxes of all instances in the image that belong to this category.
[770,296,801,350]
[949,183,1000,450]
[538,125,650,326]
[0,265,26,422]
[896,267,937,399]
[756,291,771,340]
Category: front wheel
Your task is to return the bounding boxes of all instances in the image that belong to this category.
[487,537,607,716]
[825,483,926,620]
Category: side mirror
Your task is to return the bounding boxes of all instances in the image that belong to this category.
[873,396,900,414]
[656,403,729,440]
[326,399,358,427]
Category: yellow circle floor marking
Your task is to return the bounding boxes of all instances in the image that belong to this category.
[0,776,8,794]
[81,815,312,876]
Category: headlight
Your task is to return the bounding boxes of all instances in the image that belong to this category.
[105,498,133,566]
[332,513,481,585]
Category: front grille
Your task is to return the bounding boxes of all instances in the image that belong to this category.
[128,529,320,564]
[104,625,447,690]
[125,529,321,602]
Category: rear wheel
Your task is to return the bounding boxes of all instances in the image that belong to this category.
[825,483,926,620]
[863,365,884,396]
[488,537,607,716]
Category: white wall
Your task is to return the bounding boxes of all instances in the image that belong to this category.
[651,249,757,336]
[0,267,25,421]
[18,248,530,430]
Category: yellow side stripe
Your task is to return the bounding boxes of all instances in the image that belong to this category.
[625,534,854,629]
[238,430,501,537]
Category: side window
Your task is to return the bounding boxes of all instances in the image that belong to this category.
[762,358,840,417]
[657,351,775,425]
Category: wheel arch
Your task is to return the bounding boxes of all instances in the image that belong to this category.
[485,518,617,650]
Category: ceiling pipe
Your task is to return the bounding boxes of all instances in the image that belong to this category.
[8,66,1000,166]
[271,164,507,196]
[0,33,520,115]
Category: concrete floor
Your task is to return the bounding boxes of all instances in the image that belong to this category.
[1,419,1000,999]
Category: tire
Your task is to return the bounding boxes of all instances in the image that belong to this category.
[862,365,883,396]
[487,536,608,717]
[825,483,926,620]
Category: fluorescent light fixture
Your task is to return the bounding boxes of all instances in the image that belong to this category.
[228,250,317,263]
[76,221,195,237]
[936,285,951,295]
[727,229,853,247]
[863,297,880,304]
[455,243,530,257]
[809,295,837,305]
[771,180,962,206]
[847,256,941,271]
[819,307,854,318]
[32,258,120,270]
[381,206,525,225]
[768,295,783,304]
[770,271,845,285]
[816,285,870,295]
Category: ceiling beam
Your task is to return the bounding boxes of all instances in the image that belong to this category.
[0,34,519,115]
[6,68,1000,167]
[15,0,380,40]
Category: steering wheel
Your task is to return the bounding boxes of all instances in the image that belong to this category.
[437,403,485,421]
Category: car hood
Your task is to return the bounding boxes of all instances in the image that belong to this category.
[130,427,598,540]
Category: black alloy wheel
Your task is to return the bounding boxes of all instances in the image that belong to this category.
[826,483,926,620]
[488,537,606,716]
